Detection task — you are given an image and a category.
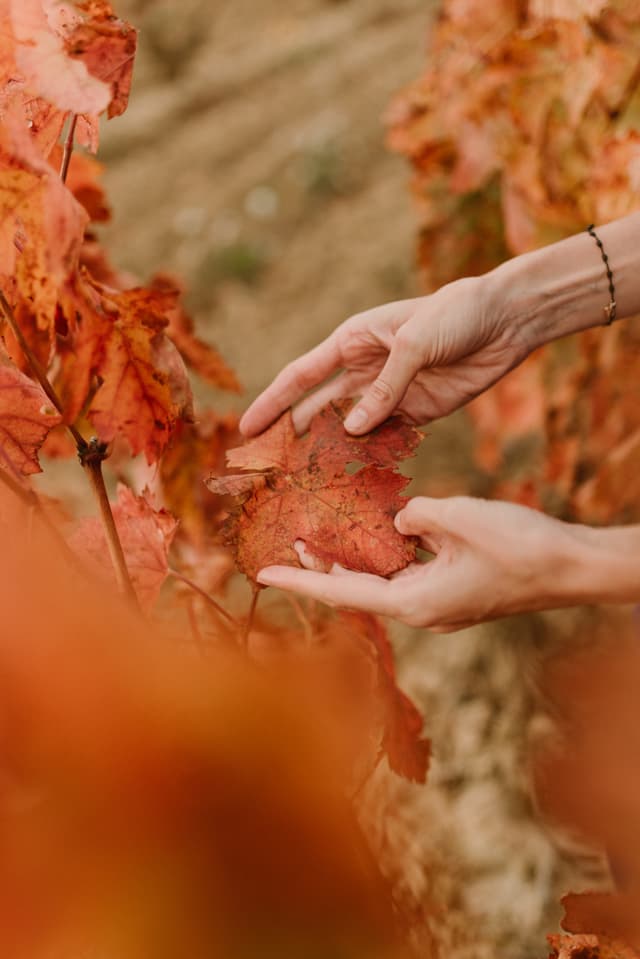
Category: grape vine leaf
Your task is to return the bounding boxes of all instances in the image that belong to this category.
[339,612,430,784]
[548,933,639,959]
[7,0,136,120]
[160,411,240,547]
[0,346,62,475]
[207,401,421,582]
[150,274,242,394]
[0,111,87,368]
[56,275,194,463]
[69,484,177,612]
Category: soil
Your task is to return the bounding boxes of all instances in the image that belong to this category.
[97,2,605,956]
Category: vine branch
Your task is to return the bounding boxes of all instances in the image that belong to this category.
[242,587,261,648]
[60,114,78,184]
[0,290,86,449]
[0,291,138,608]
[168,568,239,627]
[80,439,138,608]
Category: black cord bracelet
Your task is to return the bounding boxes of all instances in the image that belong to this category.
[587,224,617,326]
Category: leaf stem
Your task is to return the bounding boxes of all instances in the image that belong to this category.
[79,439,139,610]
[60,114,78,184]
[168,568,239,627]
[0,290,86,450]
[0,292,137,607]
[242,587,261,648]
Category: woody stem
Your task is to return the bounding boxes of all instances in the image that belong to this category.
[60,114,78,184]
[0,290,85,449]
[80,440,139,609]
[0,291,137,608]
[242,587,260,648]
[168,568,239,626]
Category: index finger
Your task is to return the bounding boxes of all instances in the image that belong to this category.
[239,334,342,437]
[256,564,407,619]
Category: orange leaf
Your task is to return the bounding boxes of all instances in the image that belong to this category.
[151,274,241,393]
[339,612,430,784]
[0,349,62,475]
[69,484,177,611]
[57,277,194,463]
[548,933,639,959]
[159,411,240,547]
[0,110,87,367]
[208,402,421,582]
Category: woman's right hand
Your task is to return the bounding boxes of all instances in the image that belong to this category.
[239,273,531,438]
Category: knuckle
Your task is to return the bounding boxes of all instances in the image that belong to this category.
[370,378,395,404]
[394,327,420,356]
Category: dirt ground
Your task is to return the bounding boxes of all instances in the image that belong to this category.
[98,2,605,956]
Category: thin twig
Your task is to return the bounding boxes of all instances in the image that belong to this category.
[59,114,78,184]
[286,593,314,646]
[168,567,239,627]
[242,587,261,649]
[80,440,139,610]
[0,290,86,450]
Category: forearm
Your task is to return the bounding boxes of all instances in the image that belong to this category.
[562,523,640,607]
[488,212,640,351]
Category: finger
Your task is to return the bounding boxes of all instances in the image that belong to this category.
[239,334,342,437]
[291,370,365,435]
[256,565,405,618]
[294,540,330,573]
[343,335,423,434]
[394,496,473,538]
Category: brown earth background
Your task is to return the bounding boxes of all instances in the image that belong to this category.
[96,2,608,956]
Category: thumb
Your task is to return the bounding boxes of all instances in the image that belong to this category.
[394,496,473,538]
[343,341,420,434]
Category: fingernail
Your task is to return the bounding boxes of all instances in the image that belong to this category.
[344,407,368,433]
[257,569,279,586]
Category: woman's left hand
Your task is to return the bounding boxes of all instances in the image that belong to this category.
[256,496,591,632]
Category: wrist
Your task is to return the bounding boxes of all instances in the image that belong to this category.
[553,523,640,607]
[486,239,604,354]
[486,214,640,353]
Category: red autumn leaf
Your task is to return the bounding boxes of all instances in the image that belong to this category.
[159,411,240,547]
[151,274,241,394]
[56,276,194,463]
[8,0,111,116]
[0,110,87,367]
[69,484,177,611]
[207,402,421,582]
[0,347,62,475]
[64,0,138,119]
[48,145,111,222]
[548,933,639,959]
[338,612,430,784]
[6,0,136,121]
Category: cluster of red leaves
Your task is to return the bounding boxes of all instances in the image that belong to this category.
[0,11,432,953]
[388,0,640,524]
[536,629,640,959]
[0,493,415,959]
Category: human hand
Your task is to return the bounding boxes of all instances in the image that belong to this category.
[256,496,591,632]
[240,275,530,438]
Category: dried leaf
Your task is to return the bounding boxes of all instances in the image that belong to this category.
[207,402,421,582]
[151,273,241,394]
[339,612,430,784]
[57,276,194,463]
[0,349,62,475]
[69,484,177,611]
[159,411,240,546]
[548,933,639,959]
